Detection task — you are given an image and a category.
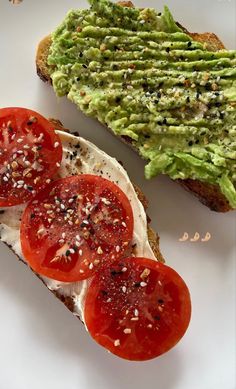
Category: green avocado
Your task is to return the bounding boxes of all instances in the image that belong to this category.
[48,0,236,208]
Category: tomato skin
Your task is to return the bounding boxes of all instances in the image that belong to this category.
[20,175,134,282]
[84,257,191,361]
[0,107,62,206]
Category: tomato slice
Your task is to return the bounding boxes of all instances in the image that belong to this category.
[84,257,191,361]
[0,107,62,206]
[20,175,134,282]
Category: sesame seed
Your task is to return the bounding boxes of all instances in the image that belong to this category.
[97,246,103,254]
[79,269,84,273]
[140,282,147,287]
[3,176,8,182]
[140,268,150,280]
[158,280,162,286]
[122,267,127,272]
[116,245,120,253]
[54,142,60,148]
[76,235,80,240]
[134,309,139,317]
[62,232,66,239]
[114,339,120,347]
[131,317,139,321]
[147,324,153,329]
[56,162,60,167]
[37,227,45,236]
[60,204,65,210]
[101,197,111,205]
[11,161,18,170]
[79,249,83,256]
[17,180,24,185]
[122,286,127,293]
[121,222,126,227]
[69,248,75,254]
[107,298,111,303]
[44,204,51,209]
[124,328,131,334]
[89,263,94,270]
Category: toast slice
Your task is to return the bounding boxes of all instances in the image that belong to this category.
[36,8,232,213]
[0,119,163,318]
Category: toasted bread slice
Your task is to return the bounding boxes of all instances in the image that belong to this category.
[0,119,164,318]
[36,10,232,213]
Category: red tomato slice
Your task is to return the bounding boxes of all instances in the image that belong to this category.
[84,257,191,361]
[20,175,134,282]
[0,107,62,206]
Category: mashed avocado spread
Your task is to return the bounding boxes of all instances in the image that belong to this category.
[48,0,236,208]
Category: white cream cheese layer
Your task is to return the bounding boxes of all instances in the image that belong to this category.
[0,131,156,321]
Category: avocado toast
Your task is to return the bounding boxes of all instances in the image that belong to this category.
[36,0,236,212]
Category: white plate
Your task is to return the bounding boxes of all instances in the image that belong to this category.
[0,1,235,388]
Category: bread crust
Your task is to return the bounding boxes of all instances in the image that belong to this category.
[35,7,232,212]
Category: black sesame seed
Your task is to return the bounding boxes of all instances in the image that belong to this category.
[110,270,123,276]
[158,299,164,304]
[65,250,70,256]
[0,210,5,215]
[154,315,161,320]
[187,41,192,48]
[82,64,87,69]
[188,141,193,146]
[166,47,170,53]
[30,213,35,219]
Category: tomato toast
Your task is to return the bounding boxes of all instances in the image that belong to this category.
[0,107,191,361]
